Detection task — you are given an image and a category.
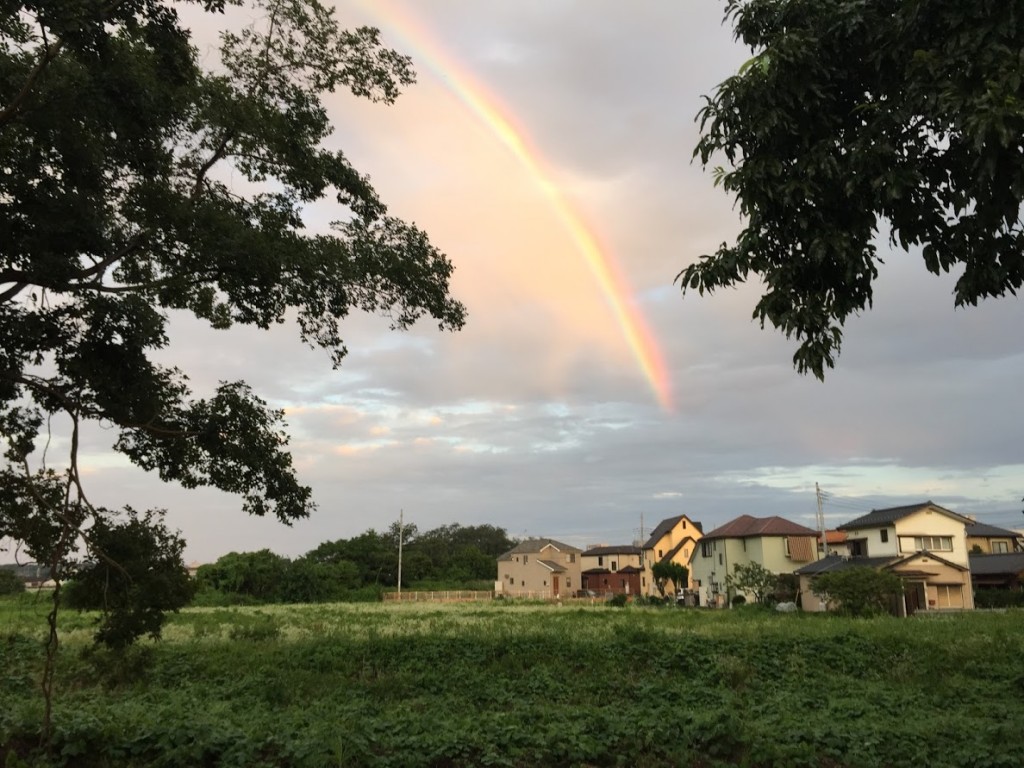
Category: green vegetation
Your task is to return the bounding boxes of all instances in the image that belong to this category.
[812,568,905,617]
[681,0,1024,378]
[194,523,515,604]
[3,595,1023,767]
[726,562,778,604]
[650,560,689,597]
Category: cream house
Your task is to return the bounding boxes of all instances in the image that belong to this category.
[837,501,972,564]
[641,514,703,594]
[496,538,582,598]
[689,514,820,606]
[965,520,1022,554]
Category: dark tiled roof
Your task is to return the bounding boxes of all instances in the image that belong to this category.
[498,538,581,560]
[966,521,1021,538]
[702,514,819,540]
[618,565,643,574]
[582,568,611,575]
[643,515,702,549]
[838,501,969,530]
[583,545,642,556]
[794,555,898,576]
[968,552,1024,575]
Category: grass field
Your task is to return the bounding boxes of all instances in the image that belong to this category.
[2,594,1023,767]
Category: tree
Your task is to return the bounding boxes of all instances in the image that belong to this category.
[651,560,689,597]
[726,562,777,605]
[679,0,1024,378]
[0,567,25,595]
[63,508,194,650]
[0,0,463,617]
[812,567,904,617]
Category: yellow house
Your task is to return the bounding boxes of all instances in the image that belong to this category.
[965,520,1022,554]
[641,515,703,595]
[496,538,582,598]
[689,514,820,606]
[832,501,975,610]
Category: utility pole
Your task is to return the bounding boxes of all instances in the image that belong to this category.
[397,508,404,600]
[815,483,827,560]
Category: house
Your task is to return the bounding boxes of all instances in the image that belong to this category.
[965,521,1022,554]
[830,501,976,610]
[796,552,973,615]
[641,514,703,594]
[580,545,643,595]
[968,552,1024,591]
[496,538,582,598]
[689,514,820,606]
[837,501,972,566]
[821,530,850,557]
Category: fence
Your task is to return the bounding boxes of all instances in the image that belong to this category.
[383,590,494,603]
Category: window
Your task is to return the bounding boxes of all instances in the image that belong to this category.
[543,580,547,587]
[880,529,889,543]
[642,577,646,587]
[993,541,1009,553]
[598,556,604,567]
[521,580,525,586]
[523,555,528,563]
[611,561,618,571]
[784,538,790,556]
[718,553,723,566]
[568,553,576,563]
[683,548,689,559]
[900,536,953,552]
[701,541,712,558]
[566,578,571,587]
[658,549,663,558]
[742,539,747,552]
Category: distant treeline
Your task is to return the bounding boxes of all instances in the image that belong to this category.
[195,523,516,604]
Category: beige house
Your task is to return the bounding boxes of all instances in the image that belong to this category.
[965,520,1022,554]
[642,514,703,594]
[496,538,582,598]
[797,551,973,615]
[689,515,820,606]
[580,545,643,595]
[830,501,975,610]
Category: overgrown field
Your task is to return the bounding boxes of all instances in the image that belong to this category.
[2,596,1023,767]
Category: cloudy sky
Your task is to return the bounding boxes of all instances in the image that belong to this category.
[19,1,1024,564]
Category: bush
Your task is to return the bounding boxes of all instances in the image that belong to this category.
[0,569,25,595]
[812,567,903,617]
[608,593,629,608]
[975,590,1024,609]
[731,594,747,606]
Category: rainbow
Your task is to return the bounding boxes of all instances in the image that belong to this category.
[357,1,673,411]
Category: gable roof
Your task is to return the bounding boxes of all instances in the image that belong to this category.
[968,552,1024,576]
[643,515,703,550]
[660,537,698,564]
[537,559,567,573]
[582,545,642,557]
[838,501,971,530]
[966,521,1021,538]
[497,538,581,560]
[702,514,818,540]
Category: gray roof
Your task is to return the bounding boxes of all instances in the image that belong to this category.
[838,501,970,530]
[966,521,1021,538]
[794,555,899,576]
[537,559,567,573]
[583,545,642,556]
[497,538,581,560]
[968,552,1024,576]
[642,515,703,549]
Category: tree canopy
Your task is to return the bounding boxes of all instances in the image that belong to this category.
[679,0,1024,378]
[0,0,464,564]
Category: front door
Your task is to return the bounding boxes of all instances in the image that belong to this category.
[904,583,923,615]
[552,575,560,597]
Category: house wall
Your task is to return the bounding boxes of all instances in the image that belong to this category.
[581,551,643,573]
[583,570,642,595]
[691,536,819,604]
[642,516,703,594]
[497,545,581,597]
[844,525,898,558]
[893,511,970,567]
[967,536,1017,554]
[891,555,974,610]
